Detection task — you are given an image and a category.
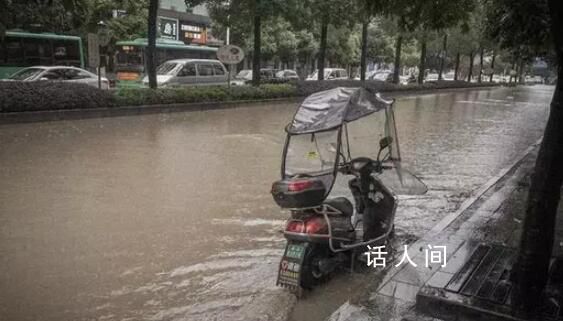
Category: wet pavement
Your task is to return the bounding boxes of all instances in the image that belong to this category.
[327,140,563,321]
[0,85,554,321]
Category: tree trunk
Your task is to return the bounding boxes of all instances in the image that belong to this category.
[360,20,369,82]
[317,16,328,81]
[417,37,427,84]
[467,51,474,82]
[513,51,563,316]
[489,50,496,83]
[393,34,403,84]
[146,0,159,89]
[518,59,525,84]
[478,47,484,83]
[454,52,460,81]
[438,33,448,81]
[251,0,261,86]
[513,0,563,314]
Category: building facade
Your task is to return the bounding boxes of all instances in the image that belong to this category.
[157,0,222,47]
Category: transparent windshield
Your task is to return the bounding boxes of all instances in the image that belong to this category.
[9,68,44,80]
[284,130,339,177]
[378,166,428,195]
[157,62,180,75]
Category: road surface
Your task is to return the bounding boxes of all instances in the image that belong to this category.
[0,85,553,321]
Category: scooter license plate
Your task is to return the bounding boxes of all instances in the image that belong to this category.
[277,242,307,288]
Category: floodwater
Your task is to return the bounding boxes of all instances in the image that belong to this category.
[0,86,554,321]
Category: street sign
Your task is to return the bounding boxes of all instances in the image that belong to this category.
[87,33,100,68]
[159,17,178,40]
[217,45,245,65]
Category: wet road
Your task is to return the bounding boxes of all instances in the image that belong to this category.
[0,86,554,321]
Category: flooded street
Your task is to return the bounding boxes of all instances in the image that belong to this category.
[0,86,554,321]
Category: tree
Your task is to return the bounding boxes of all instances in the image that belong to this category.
[438,33,448,80]
[402,0,475,84]
[0,0,86,33]
[295,30,318,76]
[193,0,297,85]
[251,0,261,85]
[486,0,560,315]
[146,0,158,89]
[356,0,390,81]
[303,0,356,80]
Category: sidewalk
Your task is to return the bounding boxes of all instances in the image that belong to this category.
[326,142,563,321]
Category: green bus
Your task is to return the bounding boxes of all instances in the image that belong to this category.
[0,30,85,79]
[115,38,218,87]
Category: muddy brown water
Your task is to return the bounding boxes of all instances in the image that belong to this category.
[0,86,554,321]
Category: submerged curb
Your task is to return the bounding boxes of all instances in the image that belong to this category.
[0,85,501,125]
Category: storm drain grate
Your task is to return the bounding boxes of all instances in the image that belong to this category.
[445,244,515,305]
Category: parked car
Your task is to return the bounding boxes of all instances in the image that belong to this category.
[369,70,394,82]
[353,70,377,80]
[142,59,228,87]
[275,69,299,81]
[5,66,110,89]
[424,73,440,82]
[231,68,279,85]
[306,68,349,81]
[442,72,455,81]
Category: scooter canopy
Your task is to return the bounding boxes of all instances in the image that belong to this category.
[287,87,391,134]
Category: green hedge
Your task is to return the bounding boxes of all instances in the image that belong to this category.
[0,82,116,113]
[1,80,501,113]
[114,84,298,106]
[296,80,500,97]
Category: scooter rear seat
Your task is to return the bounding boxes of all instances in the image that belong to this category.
[324,197,354,216]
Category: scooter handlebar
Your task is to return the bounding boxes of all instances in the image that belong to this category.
[339,158,390,176]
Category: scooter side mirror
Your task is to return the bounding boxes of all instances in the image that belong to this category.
[379,136,393,150]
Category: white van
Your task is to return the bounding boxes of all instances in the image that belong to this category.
[143,59,228,87]
[306,68,349,81]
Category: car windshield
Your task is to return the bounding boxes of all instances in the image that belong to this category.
[156,63,180,75]
[284,130,339,177]
[236,70,252,80]
[9,68,45,80]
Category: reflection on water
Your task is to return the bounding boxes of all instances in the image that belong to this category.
[0,86,553,321]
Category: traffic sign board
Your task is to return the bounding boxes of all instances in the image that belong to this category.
[217,45,245,65]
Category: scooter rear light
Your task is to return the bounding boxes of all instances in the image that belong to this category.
[286,220,305,233]
[304,217,328,234]
[287,180,313,192]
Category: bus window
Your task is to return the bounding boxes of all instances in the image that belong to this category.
[5,39,23,65]
[0,42,4,63]
[117,46,142,66]
[157,49,168,66]
[23,38,52,66]
[52,39,80,66]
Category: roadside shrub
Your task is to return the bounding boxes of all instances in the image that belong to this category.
[1,80,500,113]
[0,82,116,113]
[114,84,298,106]
[296,79,500,96]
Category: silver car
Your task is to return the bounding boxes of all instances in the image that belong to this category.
[143,59,228,87]
[6,66,110,89]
